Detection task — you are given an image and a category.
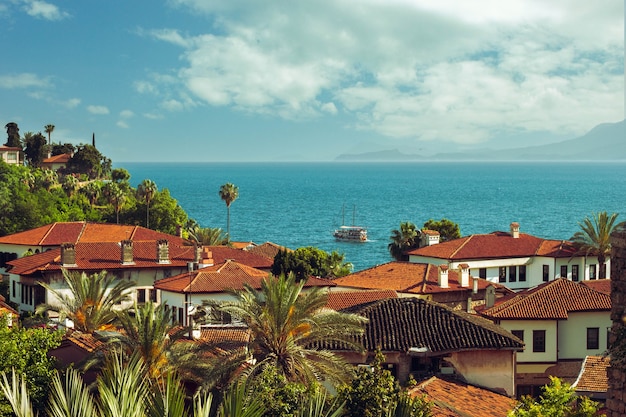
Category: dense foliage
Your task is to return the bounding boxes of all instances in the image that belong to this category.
[422,218,461,242]
[0,319,62,416]
[271,247,353,279]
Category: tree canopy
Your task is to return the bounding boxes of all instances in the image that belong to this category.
[422,218,461,242]
[388,222,420,261]
[271,247,352,279]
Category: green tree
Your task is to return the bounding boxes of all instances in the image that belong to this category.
[4,122,21,148]
[44,124,55,145]
[51,142,75,156]
[271,247,350,280]
[137,179,157,229]
[198,273,367,390]
[103,182,127,224]
[570,211,624,279]
[388,222,420,261]
[422,218,461,242]
[80,180,102,207]
[219,183,239,239]
[188,226,229,246]
[23,133,48,168]
[61,175,79,197]
[36,270,134,332]
[508,376,602,417]
[0,319,62,415]
[66,144,111,179]
[111,168,131,183]
[339,351,431,417]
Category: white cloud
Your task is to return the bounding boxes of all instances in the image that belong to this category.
[143,112,164,120]
[0,73,50,89]
[116,120,129,128]
[22,0,70,21]
[161,99,184,112]
[62,98,81,108]
[87,105,110,115]
[120,110,134,118]
[157,0,623,144]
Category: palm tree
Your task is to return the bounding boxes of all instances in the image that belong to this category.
[218,183,239,239]
[61,175,80,197]
[112,301,192,379]
[36,269,135,332]
[388,221,420,261]
[199,273,367,390]
[81,180,102,207]
[137,179,158,228]
[570,211,625,279]
[188,226,229,246]
[44,124,55,145]
[103,182,126,224]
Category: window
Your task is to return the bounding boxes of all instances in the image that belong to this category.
[587,327,599,350]
[499,267,506,283]
[533,330,546,352]
[479,268,487,279]
[137,288,146,303]
[572,265,579,282]
[149,289,157,302]
[542,265,550,282]
[560,265,568,278]
[512,330,524,342]
[178,307,184,325]
[519,265,526,282]
[589,265,597,280]
[12,281,15,298]
[509,266,517,282]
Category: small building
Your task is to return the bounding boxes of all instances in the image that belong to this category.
[328,297,523,396]
[478,278,612,397]
[41,153,71,171]
[407,222,608,291]
[572,355,609,404]
[0,145,22,165]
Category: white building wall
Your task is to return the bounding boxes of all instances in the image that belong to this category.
[558,311,611,360]
[498,319,557,363]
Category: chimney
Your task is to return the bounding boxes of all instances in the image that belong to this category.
[199,247,214,268]
[472,276,479,294]
[157,239,170,264]
[193,243,202,263]
[176,224,182,238]
[438,264,449,288]
[458,263,470,287]
[510,222,520,239]
[121,240,134,265]
[60,243,76,267]
[421,229,440,246]
[485,286,495,308]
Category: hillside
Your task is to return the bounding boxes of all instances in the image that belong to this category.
[334,119,625,162]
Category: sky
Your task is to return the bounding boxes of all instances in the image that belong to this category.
[0,0,624,162]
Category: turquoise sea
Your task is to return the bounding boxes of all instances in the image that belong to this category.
[120,162,626,271]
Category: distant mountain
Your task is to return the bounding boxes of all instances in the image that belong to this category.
[334,120,625,162]
[335,148,423,161]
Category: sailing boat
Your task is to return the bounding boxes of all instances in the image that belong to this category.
[333,204,367,242]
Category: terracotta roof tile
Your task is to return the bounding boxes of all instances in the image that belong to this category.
[198,326,251,345]
[42,153,71,163]
[202,246,274,269]
[580,279,612,295]
[333,261,509,295]
[245,242,291,260]
[66,331,105,353]
[326,290,398,310]
[0,295,18,316]
[573,355,609,393]
[409,376,516,417]
[480,278,611,320]
[329,297,523,353]
[8,240,196,275]
[154,260,269,293]
[408,232,576,260]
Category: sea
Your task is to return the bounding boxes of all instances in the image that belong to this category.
[120,162,626,272]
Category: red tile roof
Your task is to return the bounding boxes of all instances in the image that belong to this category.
[580,279,612,295]
[408,231,576,260]
[155,260,335,294]
[154,260,269,293]
[8,240,196,275]
[245,241,290,260]
[0,222,187,246]
[198,326,251,345]
[409,376,516,417]
[202,246,274,269]
[326,290,398,310]
[479,278,611,320]
[0,295,18,316]
[42,153,71,163]
[66,331,105,353]
[332,261,509,295]
[573,355,609,393]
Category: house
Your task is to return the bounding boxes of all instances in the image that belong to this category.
[331,261,512,312]
[48,331,105,384]
[0,221,189,274]
[5,238,199,314]
[326,289,398,311]
[327,297,523,396]
[0,145,22,165]
[478,278,612,397]
[572,355,609,404]
[408,376,517,417]
[41,153,71,171]
[407,222,608,291]
[154,259,335,329]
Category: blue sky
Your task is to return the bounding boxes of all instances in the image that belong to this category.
[0,0,623,162]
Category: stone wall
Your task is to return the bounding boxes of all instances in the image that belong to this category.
[607,230,626,416]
